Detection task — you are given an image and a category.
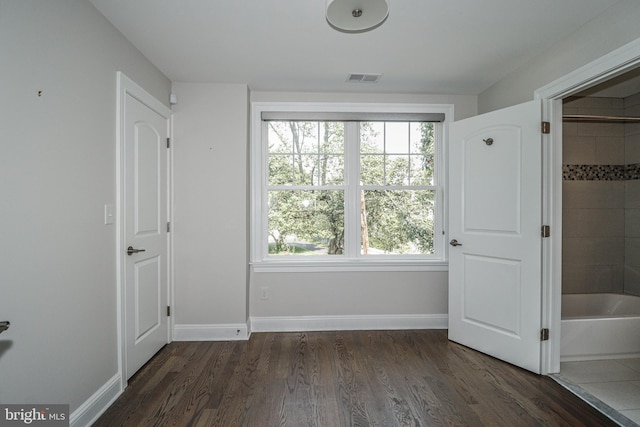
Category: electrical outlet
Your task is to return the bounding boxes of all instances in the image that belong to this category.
[260,286,269,300]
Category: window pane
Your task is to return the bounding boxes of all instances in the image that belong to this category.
[320,155,344,185]
[360,122,384,153]
[267,121,318,154]
[296,155,317,185]
[268,190,344,256]
[409,154,434,185]
[320,122,345,155]
[360,154,384,185]
[410,123,435,153]
[268,121,344,187]
[385,122,409,154]
[409,122,435,185]
[268,154,294,185]
[360,190,435,255]
[295,122,319,153]
[409,123,424,153]
[268,123,292,153]
[386,155,409,185]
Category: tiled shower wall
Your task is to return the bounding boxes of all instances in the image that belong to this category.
[562,95,640,295]
[625,93,640,296]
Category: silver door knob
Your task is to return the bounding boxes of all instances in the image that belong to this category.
[127,246,146,256]
[449,239,462,247]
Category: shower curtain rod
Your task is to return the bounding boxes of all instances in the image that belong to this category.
[563,114,640,122]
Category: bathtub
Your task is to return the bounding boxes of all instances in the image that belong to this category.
[561,293,640,361]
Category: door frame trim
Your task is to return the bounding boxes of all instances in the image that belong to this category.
[535,37,640,374]
[115,72,173,388]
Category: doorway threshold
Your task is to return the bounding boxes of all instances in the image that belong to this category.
[550,373,638,426]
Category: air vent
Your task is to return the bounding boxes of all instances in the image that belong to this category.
[347,73,382,83]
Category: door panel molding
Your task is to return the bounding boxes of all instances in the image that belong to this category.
[462,125,523,235]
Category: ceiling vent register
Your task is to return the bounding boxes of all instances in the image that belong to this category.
[347,73,382,83]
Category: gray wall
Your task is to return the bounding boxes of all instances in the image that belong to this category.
[170,89,477,331]
[478,0,640,113]
[171,82,250,328]
[0,0,170,414]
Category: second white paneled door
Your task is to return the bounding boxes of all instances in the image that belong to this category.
[119,73,171,380]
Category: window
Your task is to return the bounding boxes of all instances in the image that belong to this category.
[251,103,451,271]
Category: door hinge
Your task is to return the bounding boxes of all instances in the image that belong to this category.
[167,306,171,317]
[167,222,171,233]
[167,137,170,148]
[541,225,550,238]
[541,121,550,134]
[541,328,549,341]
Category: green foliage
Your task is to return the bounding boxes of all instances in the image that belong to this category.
[362,190,434,254]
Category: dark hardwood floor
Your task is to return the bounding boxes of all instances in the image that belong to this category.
[95,330,615,426]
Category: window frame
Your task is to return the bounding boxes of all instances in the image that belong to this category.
[251,102,453,272]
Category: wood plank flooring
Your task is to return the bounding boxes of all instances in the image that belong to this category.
[95,330,616,426]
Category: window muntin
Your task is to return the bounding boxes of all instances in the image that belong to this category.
[253,102,448,267]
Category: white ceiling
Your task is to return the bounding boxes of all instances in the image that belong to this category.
[89,0,622,95]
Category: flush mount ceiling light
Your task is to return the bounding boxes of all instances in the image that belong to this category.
[326,0,389,33]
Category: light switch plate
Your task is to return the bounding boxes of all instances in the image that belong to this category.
[104,204,114,225]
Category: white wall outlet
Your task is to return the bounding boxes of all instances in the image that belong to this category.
[260,286,269,300]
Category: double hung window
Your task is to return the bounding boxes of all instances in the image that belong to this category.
[252,103,449,270]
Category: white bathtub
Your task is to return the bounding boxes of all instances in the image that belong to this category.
[561,293,640,361]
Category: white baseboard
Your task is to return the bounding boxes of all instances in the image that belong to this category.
[70,373,122,427]
[172,315,446,340]
[250,314,448,333]
[173,323,250,341]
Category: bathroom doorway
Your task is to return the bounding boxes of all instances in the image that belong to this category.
[552,64,640,425]
[531,39,640,425]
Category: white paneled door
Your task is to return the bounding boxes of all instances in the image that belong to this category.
[448,100,543,373]
[120,74,171,380]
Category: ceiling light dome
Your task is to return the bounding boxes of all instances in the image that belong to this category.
[326,0,389,33]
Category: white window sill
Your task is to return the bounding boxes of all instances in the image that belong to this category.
[250,259,449,273]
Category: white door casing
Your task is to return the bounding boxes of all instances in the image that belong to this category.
[448,100,543,373]
[534,38,640,375]
[117,72,171,381]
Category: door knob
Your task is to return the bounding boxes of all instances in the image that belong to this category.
[127,246,146,256]
[0,321,10,334]
[449,239,462,247]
